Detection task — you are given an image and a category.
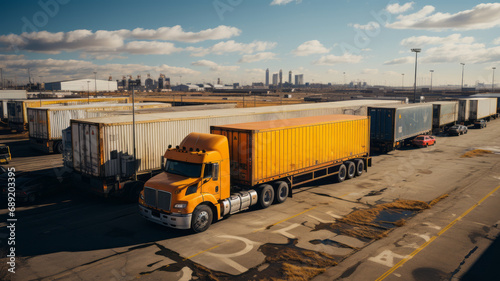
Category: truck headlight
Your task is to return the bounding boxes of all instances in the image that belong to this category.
[140,193,144,200]
[185,184,198,196]
[174,203,187,209]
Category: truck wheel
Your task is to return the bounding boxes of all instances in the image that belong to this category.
[355,159,364,177]
[54,141,63,154]
[191,205,212,233]
[345,161,355,179]
[337,164,347,182]
[273,181,288,204]
[258,184,274,209]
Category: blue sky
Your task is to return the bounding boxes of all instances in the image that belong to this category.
[0,0,499,88]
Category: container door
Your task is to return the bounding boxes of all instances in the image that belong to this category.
[72,123,81,171]
[79,123,100,177]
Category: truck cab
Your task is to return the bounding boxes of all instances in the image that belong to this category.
[139,133,230,232]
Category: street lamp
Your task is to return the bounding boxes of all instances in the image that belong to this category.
[93,71,97,95]
[430,70,434,93]
[87,80,90,104]
[460,63,465,92]
[411,48,421,103]
[493,67,496,92]
[401,73,404,90]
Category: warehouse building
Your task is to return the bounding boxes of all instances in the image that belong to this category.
[44,79,118,92]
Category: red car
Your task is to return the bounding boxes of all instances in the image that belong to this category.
[411,135,436,147]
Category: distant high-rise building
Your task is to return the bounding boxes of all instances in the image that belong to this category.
[145,73,154,90]
[265,68,269,86]
[217,78,221,85]
[279,69,283,86]
[164,77,171,89]
[289,71,292,84]
[272,73,278,86]
[295,74,304,86]
[158,74,165,89]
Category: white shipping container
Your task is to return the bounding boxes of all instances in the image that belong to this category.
[71,100,403,178]
[28,103,170,140]
[7,97,129,131]
[467,98,497,120]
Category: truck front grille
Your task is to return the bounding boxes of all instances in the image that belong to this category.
[144,187,171,212]
[157,191,171,212]
[144,187,157,208]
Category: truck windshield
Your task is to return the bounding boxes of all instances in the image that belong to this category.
[165,160,202,178]
[0,147,9,154]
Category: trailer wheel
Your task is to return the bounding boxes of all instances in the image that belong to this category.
[345,161,355,179]
[273,181,288,204]
[191,205,212,233]
[355,159,364,177]
[54,141,63,154]
[337,164,347,183]
[258,184,274,209]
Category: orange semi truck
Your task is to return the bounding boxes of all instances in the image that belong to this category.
[139,114,371,232]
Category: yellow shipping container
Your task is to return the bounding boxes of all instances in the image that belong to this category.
[211,114,370,186]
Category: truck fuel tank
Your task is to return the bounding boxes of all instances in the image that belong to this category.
[221,190,258,216]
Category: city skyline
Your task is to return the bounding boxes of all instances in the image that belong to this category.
[0,1,499,87]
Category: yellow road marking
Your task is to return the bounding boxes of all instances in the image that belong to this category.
[375,184,500,281]
[183,244,222,261]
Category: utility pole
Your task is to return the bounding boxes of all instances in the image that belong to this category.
[87,81,90,104]
[430,70,434,93]
[493,67,496,92]
[460,63,465,92]
[94,71,97,95]
[0,68,3,89]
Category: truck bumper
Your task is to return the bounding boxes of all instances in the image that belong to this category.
[139,204,192,229]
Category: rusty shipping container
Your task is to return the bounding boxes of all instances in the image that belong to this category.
[211,114,370,187]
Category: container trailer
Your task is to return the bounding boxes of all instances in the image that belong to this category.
[368,103,433,152]
[139,114,371,232]
[28,102,170,153]
[430,101,458,131]
[69,100,401,198]
[468,98,498,121]
[7,97,129,131]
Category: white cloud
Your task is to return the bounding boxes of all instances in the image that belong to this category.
[0,54,25,60]
[270,0,301,6]
[494,37,500,45]
[292,40,330,56]
[361,68,379,75]
[239,52,277,63]
[421,43,500,64]
[0,25,242,54]
[383,56,413,65]
[326,69,340,75]
[400,34,474,47]
[190,40,277,57]
[191,60,239,72]
[387,3,500,30]
[313,53,363,65]
[120,41,182,55]
[0,58,199,81]
[386,2,415,14]
[350,22,380,31]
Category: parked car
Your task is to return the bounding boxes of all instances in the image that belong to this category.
[448,125,468,136]
[474,120,487,129]
[411,135,436,147]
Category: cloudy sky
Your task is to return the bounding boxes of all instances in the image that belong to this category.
[0,0,499,87]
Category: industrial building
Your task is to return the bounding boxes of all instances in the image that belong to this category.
[44,79,118,92]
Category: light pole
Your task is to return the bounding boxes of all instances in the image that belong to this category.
[411,48,421,103]
[430,70,434,93]
[87,81,90,104]
[93,71,97,95]
[460,63,465,92]
[493,67,496,92]
[401,73,404,90]
[0,68,3,89]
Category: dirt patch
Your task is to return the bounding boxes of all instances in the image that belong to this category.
[461,149,493,158]
[429,194,449,206]
[313,200,430,241]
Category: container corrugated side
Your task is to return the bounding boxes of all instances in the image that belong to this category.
[212,116,369,186]
[469,98,497,120]
[431,101,458,127]
[73,100,401,178]
[9,97,129,128]
[394,104,432,140]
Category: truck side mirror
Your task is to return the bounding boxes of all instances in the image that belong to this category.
[212,163,219,181]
